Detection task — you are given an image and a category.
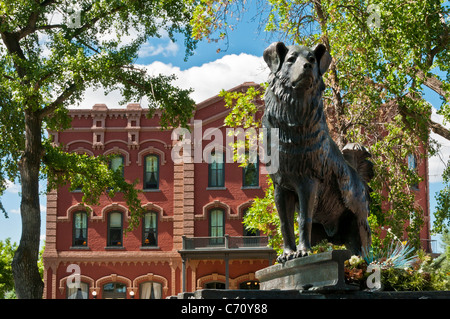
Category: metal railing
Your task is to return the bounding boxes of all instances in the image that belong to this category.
[182,235,270,250]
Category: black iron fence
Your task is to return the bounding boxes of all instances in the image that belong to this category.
[182,235,269,250]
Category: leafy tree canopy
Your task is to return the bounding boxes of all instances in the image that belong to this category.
[0,238,17,298]
[191,0,450,249]
[0,0,198,298]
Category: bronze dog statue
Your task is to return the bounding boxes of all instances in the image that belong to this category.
[262,42,373,262]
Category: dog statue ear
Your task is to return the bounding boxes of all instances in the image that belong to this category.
[264,42,288,73]
[313,43,332,75]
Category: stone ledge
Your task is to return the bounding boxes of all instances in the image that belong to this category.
[256,249,355,291]
[177,289,450,299]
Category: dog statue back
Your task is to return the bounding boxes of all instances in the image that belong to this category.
[262,42,373,262]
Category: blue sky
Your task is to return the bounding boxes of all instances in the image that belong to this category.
[0,5,448,253]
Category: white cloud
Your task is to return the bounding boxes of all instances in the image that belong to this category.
[75,53,269,109]
[139,41,179,58]
[8,208,19,215]
[5,180,20,194]
[145,53,269,103]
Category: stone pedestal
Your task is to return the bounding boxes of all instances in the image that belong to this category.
[256,249,357,291]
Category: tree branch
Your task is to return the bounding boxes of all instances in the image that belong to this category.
[39,83,78,119]
[415,70,449,103]
[395,93,450,142]
[66,3,128,40]
[429,121,450,140]
[18,0,58,39]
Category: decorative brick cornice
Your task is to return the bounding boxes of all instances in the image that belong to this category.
[44,251,181,268]
[237,200,254,218]
[103,146,131,166]
[142,202,173,222]
[133,273,169,295]
[59,274,95,295]
[71,146,95,157]
[197,200,238,220]
[57,203,95,222]
[137,146,167,166]
[101,203,129,221]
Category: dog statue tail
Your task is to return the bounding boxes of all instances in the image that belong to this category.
[342,143,374,189]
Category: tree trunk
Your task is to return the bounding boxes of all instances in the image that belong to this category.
[12,111,44,299]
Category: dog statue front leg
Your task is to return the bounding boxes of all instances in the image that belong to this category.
[296,178,319,257]
[274,185,297,262]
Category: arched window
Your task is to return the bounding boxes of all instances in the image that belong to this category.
[73,211,88,247]
[209,208,225,245]
[67,282,89,299]
[139,281,162,299]
[107,212,123,247]
[144,155,159,189]
[205,282,225,289]
[102,282,126,299]
[208,151,224,187]
[242,208,259,236]
[239,281,260,290]
[109,155,124,176]
[242,152,259,187]
[242,208,260,246]
[142,211,158,246]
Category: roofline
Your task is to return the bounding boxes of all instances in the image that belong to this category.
[67,81,262,116]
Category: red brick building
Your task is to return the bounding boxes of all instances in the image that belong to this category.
[42,82,277,299]
[42,81,432,299]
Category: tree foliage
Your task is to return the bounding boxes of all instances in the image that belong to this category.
[0,0,197,298]
[192,0,450,250]
[0,238,17,298]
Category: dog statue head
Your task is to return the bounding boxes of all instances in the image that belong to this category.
[263,42,332,94]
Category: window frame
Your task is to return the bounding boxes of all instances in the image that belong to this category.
[109,154,125,176]
[242,153,259,188]
[107,211,123,247]
[102,282,127,299]
[239,280,260,290]
[142,211,158,247]
[209,208,225,245]
[242,208,260,237]
[205,282,225,289]
[143,154,160,190]
[66,281,89,299]
[72,211,88,247]
[139,281,163,299]
[208,151,225,188]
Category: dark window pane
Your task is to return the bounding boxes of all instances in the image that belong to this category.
[144,155,159,189]
[108,212,123,246]
[143,212,158,246]
[109,155,124,177]
[208,152,224,187]
[209,209,224,245]
[73,212,87,246]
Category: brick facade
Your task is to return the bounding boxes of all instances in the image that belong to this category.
[43,82,276,299]
[42,81,431,299]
